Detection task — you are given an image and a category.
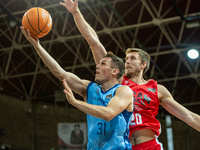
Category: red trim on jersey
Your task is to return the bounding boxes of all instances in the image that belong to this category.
[131,138,163,150]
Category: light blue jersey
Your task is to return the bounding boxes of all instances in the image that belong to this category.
[86,82,132,150]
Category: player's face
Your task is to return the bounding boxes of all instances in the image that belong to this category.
[125,52,143,77]
[95,57,113,84]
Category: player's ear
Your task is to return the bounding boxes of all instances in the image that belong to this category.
[112,68,119,76]
[141,62,147,70]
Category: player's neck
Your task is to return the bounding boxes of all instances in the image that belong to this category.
[101,80,118,92]
[128,75,147,85]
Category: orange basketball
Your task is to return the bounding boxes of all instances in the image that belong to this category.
[22,7,52,38]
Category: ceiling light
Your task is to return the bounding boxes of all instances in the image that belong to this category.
[187,49,199,59]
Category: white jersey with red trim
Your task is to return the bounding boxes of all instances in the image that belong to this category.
[121,75,161,136]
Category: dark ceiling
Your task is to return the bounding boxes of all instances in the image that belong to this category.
[0,0,200,114]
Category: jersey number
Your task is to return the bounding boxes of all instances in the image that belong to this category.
[130,113,142,125]
[97,122,106,135]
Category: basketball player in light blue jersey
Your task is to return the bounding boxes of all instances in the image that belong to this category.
[20,26,134,150]
[63,52,133,150]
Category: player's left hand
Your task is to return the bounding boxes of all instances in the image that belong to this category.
[60,0,79,14]
[63,79,76,105]
[20,26,39,45]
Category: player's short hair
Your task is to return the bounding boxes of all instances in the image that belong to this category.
[104,52,125,79]
[126,48,150,74]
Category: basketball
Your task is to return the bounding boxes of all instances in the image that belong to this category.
[22,7,52,38]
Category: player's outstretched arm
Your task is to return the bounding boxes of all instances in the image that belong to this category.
[60,0,107,64]
[63,80,133,120]
[159,84,200,132]
[20,26,89,97]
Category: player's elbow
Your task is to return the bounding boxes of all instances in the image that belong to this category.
[53,70,65,81]
[89,39,103,50]
[103,116,113,121]
[102,111,115,121]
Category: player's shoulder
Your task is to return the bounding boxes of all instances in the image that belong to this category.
[157,83,171,98]
[157,84,168,91]
[117,85,133,94]
[116,86,133,105]
[82,79,93,87]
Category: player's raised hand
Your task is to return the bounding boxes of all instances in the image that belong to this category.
[60,0,79,14]
[20,26,39,45]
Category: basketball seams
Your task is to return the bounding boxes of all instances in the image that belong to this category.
[41,14,52,33]
[26,10,38,38]
[40,10,49,32]
[37,7,50,37]
[36,7,43,38]
[37,7,40,32]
